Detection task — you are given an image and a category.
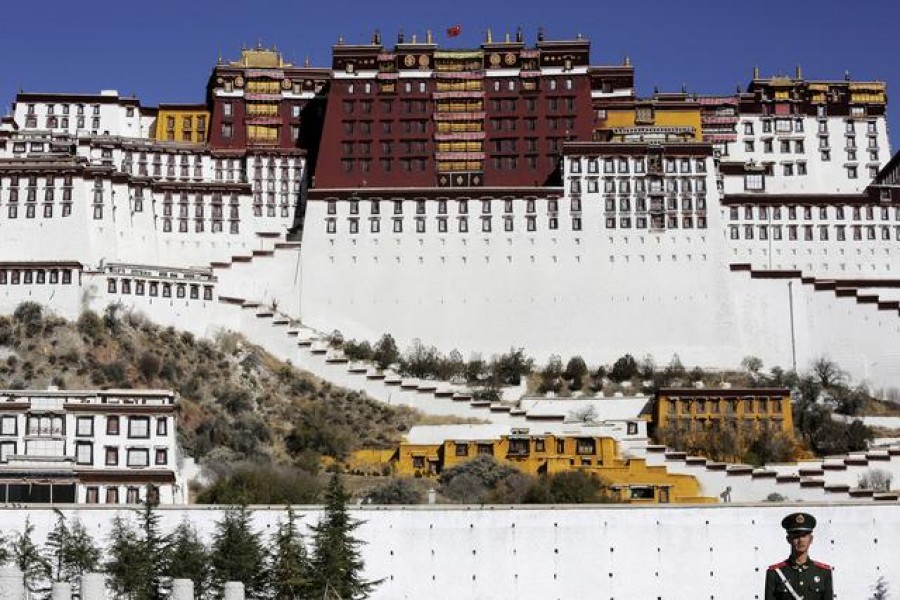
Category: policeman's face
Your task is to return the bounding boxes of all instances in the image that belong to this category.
[787,532,813,554]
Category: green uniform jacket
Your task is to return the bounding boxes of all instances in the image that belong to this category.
[764,557,833,600]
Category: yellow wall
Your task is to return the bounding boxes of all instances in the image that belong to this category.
[599,106,703,140]
[155,108,210,143]
[389,432,711,504]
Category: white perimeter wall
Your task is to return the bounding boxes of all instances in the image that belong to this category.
[3,503,897,600]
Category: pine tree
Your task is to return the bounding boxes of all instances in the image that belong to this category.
[167,519,210,600]
[269,506,311,600]
[106,497,169,600]
[45,510,70,582]
[210,506,267,599]
[135,496,170,599]
[12,517,51,595]
[44,510,100,585]
[105,516,143,598]
[870,576,890,600]
[309,473,380,600]
[0,532,9,565]
[65,520,101,581]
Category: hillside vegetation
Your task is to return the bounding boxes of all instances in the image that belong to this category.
[0,302,419,476]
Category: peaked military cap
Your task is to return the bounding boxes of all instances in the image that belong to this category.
[781,512,816,534]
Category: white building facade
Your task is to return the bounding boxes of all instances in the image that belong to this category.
[0,389,184,504]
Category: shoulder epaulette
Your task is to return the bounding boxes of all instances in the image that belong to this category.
[812,561,832,570]
[768,561,789,570]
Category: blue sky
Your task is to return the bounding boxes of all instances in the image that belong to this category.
[3,0,897,147]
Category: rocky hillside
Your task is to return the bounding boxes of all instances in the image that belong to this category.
[0,302,420,474]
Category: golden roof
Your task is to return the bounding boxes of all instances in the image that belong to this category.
[231,47,291,69]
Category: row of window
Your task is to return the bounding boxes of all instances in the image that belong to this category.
[572,176,709,195]
[0,269,73,285]
[107,278,214,300]
[327,197,708,217]
[604,196,708,212]
[3,203,72,219]
[329,198,572,216]
[161,218,241,234]
[666,397,783,414]
[729,205,900,222]
[220,101,304,119]
[24,117,101,130]
[0,414,167,438]
[219,123,300,141]
[84,485,155,505]
[4,187,74,202]
[728,224,900,242]
[569,156,708,175]
[326,214,710,234]
[741,118,879,136]
[74,443,168,467]
[344,77,577,96]
[1,174,75,187]
[25,103,105,116]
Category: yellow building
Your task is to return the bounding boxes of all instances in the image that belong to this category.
[654,387,794,438]
[596,93,703,142]
[154,104,210,143]
[368,424,713,504]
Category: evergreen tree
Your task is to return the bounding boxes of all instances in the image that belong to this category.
[210,507,268,599]
[106,497,169,600]
[268,506,311,600]
[166,520,210,600]
[12,517,51,594]
[45,510,70,582]
[0,532,9,566]
[134,495,170,599]
[44,510,100,585]
[309,473,380,600]
[66,520,102,580]
[105,516,143,599]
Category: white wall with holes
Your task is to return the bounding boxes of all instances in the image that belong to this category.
[2,503,896,600]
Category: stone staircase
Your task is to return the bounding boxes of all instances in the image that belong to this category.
[213,294,537,422]
[644,444,900,503]
[730,263,900,318]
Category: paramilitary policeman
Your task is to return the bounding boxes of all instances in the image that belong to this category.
[764,512,834,600]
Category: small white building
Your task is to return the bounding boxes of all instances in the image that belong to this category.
[0,388,185,504]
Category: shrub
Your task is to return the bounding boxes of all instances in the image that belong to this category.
[858,469,893,492]
[13,302,44,337]
[365,478,425,504]
[523,471,610,504]
[609,354,638,383]
[343,339,374,362]
[564,356,588,390]
[492,348,535,386]
[372,334,400,370]
[439,455,522,503]
[137,352,161,381]
[198,465,321,504]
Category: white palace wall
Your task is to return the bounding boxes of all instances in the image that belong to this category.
[298,192,900,388]
[298,191,741,368]
[2,503,897,600]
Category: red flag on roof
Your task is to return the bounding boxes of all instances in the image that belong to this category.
[446,24,461,38]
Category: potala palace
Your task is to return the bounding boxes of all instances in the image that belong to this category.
[2,28,900,599]
[2,32,898,394]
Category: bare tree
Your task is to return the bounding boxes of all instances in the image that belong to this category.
[811,357,846,389]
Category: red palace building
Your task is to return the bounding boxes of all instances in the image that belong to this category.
[313,29,634,189]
